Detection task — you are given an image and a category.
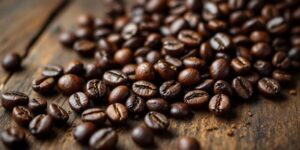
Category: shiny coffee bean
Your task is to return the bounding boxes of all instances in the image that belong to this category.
[254,60,272,77]
[2,53,22,71]
[59,32,77,47]
[209,94,230,116]
[131,125,154,147]
[170,102,190,119]
[81,108,107,125]
[95,51,114,69]
[232,76,253,99]
[250,30,270,43]
[84,63,103,80]
[267,17,288,34]
[122,23,139,40]
[178,30,202,47]
[258,78,281,96]
[42,64,63,79]
[73,122,97,144]
[77,14,94,27]
[146,98,169,114]
[195,79,214,92]
[69,92,90,113]
[122,64,137,81]
[144,111,169,131]
[126,94,146,114]
[106,103,128,124]
[58,74,83,95]
[75,27,93,40]
[230,57,251,74]
[242,71,260,85]
[0,127,26,149]
[114,48,134,66]
[85,79,108,100]
[210,59,230,80]
[135,62,156,81]
[12,106,34,127]
[89,128,118,150]
[47,103,69,123]
[178,68,201,87]
[272,70,292,83]
[29,114,53,137]
[32,76,55,94]
[103,70,128,87]
[184,90,209,108]
[177,137,200,150]
[1,91,29,110]
[159,80,182,100]
[28,98,47,114]
[132,81,157,98]
[209,33,232,51]
[74,40,96,57]
[163,38,185,56]
[183,57,205,70]
[272,51,291,70]
[108,85,130,104]
[65,60,84,76]
[213,80,233,96]
[251,42,272,59]
[154,59,178,80]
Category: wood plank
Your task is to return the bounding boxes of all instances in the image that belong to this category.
[0,0,67,88]
[1,0,300,150]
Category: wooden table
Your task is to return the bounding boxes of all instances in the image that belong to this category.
[0,0,299,149]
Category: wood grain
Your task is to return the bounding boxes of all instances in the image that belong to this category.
[0,0,300,150]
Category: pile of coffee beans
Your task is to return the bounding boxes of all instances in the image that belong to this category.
[1,0,300,149]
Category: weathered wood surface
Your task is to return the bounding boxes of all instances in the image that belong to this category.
[0,0,299,150]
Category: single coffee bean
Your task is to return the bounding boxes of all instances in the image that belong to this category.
[236,46,252,62]
[69,92,90,113]
[258,78,281,96]
[95,51,114,69]
[122,23,139,40]
[272,70,292,83]
[145,33,162,49]
[272,51,291,70]
[73,40,96,57]
[230,57,251,74]
[81,108,107,125]
[42,64,63,79]
[77,13,94,27]
[199,42,214,62]
[2,53,21,71]
[122,64,137,81]
[146,98,169,113]
[131,125,154,147]
[1,91,29,110]
[209,33,232,51]
[132,81,158,98]
[28,98,47,114]
[242,71,260,85]
[59,32,77,47]
[177,137,200,150]
[114,48,134,66]
[254,60,272,77]
[288,47,300,60]
[58,74,83,95]
[215,52,231,61]
[154,59,178,80]
[213,80,233,96]
[146,51,162,64]
[170,18,188,35]
[184,90,209,108]
[0,127,26,149]
[106,103,128,124]
[178,30,202,47]
[209,94,230,116]
[170,102,190,119]
[103,70,128,87]
[47,103,69,123]
[202,2,220,21]
[232,76,253,99]
[12,106,34,127]
[108,85,130,104]
[32,76,55,94]
[135,62,156,81]
[122,37,144,51]
[178,68,201,87]
[85,79,108,100]
[89,128,118,150]
[84,63,103,80]
[144,111,169,131]
[159,80,182,100]
[126,94,146,114]
[251,42,272,59]
[73,122,97,144]
[65,60,85,76]
[267,17,288,34]
[183,57,206,70]
[207,19,227,32]
[210,59,230,80]
[195,79,214,92]
[29,114,53,137]
[165,56,183,68]
[250,30,270,43]
[162,38,185,56]
[242,18,264,33]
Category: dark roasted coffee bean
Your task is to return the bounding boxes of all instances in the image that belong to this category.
[81,108,107,125]
[209,33,232,51]
[131,125,154,147]
[98,38,118,54]
[199,42,214,61]
[0,127,26,149]
[178,68,201,87]
[29,114,53,137]
[210,59,230,80]
[73,122,97,144]
[89,128,118,150]
[106,103,128,124]
[207,19,227,32]
[146,51,162,64]
[12,106,34,127]
[202,2,220,21]
[145,33,162,49]
[144,111,169,131]
[132,81,157,98]
[288,47,300,60]
[85,63,103,80]
[214,80,233,96]
[146,98,169,113]
[159,80,182,100]
[170,18,188,35]
[94,28,111,39]
[232,76,253,99]
[186,0,201,12]
[230,57,251,74]
[1,91,29,110]
[250,30,270,43]
[2,53,22,71]
[272,70,292,83]
[75,27,93,39]
[135,62,156,81]
[254,60,272,77]
[209,94,230,116]
[183,57,206,70]
[236,47,252,61]
[28,98,47,114]
[178,30,202,47]
[65,60,84,76]
[163,38,185,56]
[165,56,183,68]
[103,70,128,87]
[42,64,63,79]
[108,85,130,104]
[272,51,291,70]
[154,59,178,80]
[32,76,55,94]
[126,94,146,114]
[184,90,209,108]
[73,40,96,57]
[233,36,251,47]
[95,51,114,69]
[230,11,250,26]
[85,79,108,100]
[77,14,94,27]
[195,79,214,92]
[215,52,231,61]
[69,92,90,113]
[114,48,133,66]
[58,74,83,95]
[258,78,281,96]
[122,64,137,81]
[267,17,288,34]
[47,103,69,123]
[59,32,77,47]
[177,136,200,150]
[229,0,247,10]
[122,23,139,40]
[242,72,260,85]
[242,17,264,33]
[251,42,272,59]
[123,37,145,51]
[170,102,189,118]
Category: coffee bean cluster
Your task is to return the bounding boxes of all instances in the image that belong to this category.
[1,0,300,149]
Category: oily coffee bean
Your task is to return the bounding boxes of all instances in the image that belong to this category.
[85,79,108,100]
[213,80,233,96]
[126,94,146,114]
[254,60,273,77]
[32,76,55,94]
[95,51,114,69]
[215,52,231,61]
[122,64,137,81]
[159,80,182,100]
[135,62,156,81]
[103,70,128,87]
[177,137,200,150]
[178,68,201,87]
[73,122,97,144]
[272,70,292,83]
[146,98,169,113]
[230,57,251,74]
[2,53,21,71]
[59,32,77,47]
[47,103,69,123]
[77,14,94,27]
[132,81,158,98]
[210,59,230,80]
[131,125,154,147]
[242,71,260,85]
[170,102,190,119]
[183,57,206,70]
[114,48,134,66]
[184,90,209,108]
[288,47,300,60]
[1,91,29,110]
[162,38,185,56]
[199,42,214,62]
[122,23,139,40]
[250,30,270,43]
[170,18,188,35]
[84,63,103,80]
[74,40,96,57]
[154,59,178,80]
[122,37,144,51]
[65,60,85,76]
[28,98,47,113]
[106,103,128,124]
[81,108,107,125]
[272,51,291,70]
[29,114,53,137]
[146,51,162,64]
[0,127,26,149]
[236,47,252,61]
[108,85,130,104]
[165,56,183,68]
[69,92,90,113]
[144,111,169,131]
[178,30,202,47]
[267,17,288,34]
[232,76,253,99]
[12,106,34,127]
[195,79,214,92]
[258,78,281,96]
[209,94,230,116]
[75,27,93,40]
[89,128,118,150]
[209,33,232,51]
[42,64,63,79]
[58,74,83,95]
[145,33,162,49]
[251,42,272,59]
[202,2,220,21]
[207,19,227,32]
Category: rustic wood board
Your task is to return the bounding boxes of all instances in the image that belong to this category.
[0,0,299,150]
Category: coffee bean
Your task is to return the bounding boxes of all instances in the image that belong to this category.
[123,37,145,51]
[77,14,94,27]
[29,114,53,137]
[47,103,69,123]
[258,78,281,96]
[229,0,247,10]
[184,90,209,108]
[170,18,188,35]
[89,128,118,150]
[75,27,93,40]
[103,70,128,87]
[213,80,233,96]
[232,76,253,99]
[146,51,162,64]
[178,68,201,87]
[58,74,83,95]
[81,108,107,125]
[84,63,103,80]
[42,64,63,79]
[132,81,157,98]
[146,98,169,113]
[122,23,139,40]
[126,94,146,114]
[250,30,270,43]
[177,136,200,150]
[145,33,162,49]
[195,79,214,92]
[165,56,183,68]
[32,76,55,94]
[144,111,169,131]
[2,53,21,71]
[236,47,252,61]
[251,42,272,59]
[93,28,111,39]
[288,47,300,60]
[131,125,154,147]
[73,122,97,144]
[272,51,291,70]
[178,30,202,47]
[69,92,90,113]
[199,42,214,62]
[183,57,206,70]
[122,64,137,81]
[210,59,230,80]
[85,79,108,100]
[242,18,264,33]
[59,32,77,47]
[209,33,232,51]
[135,62,156,81]
[0,127,26,149]
[28,98,47,114]
[114,48,134,66]
[74,40,96,57]
[12,106,34,127]
[272,69,292,83]
[209,94,230,116]
[170,102,190,118]
[242,71,260,85]
[207,19,227,32]
[106,103,128,124]
[163,38,185,56]
[230,57,251,74]
[65,60,85,76]
[267,17,288,34]
[159,80,182,100]
[202,2,220,21]
[254,60,272,77]
[95,51,114,69]
[1,91,29,110]
[154,59,178,80]
[108,85,130,104]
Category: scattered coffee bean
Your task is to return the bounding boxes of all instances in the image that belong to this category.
[1,91,29,110]
[84,63,103,80]
[29,114,53,137]
[81,108,107,125]
[89,128,118,150]
[154,59,178,80]
[209,94,230,116]
[58,74,83,95]
[59,32,77,47]
[0,127,26,149]
[47,103,69,123]
[65,60,85,76]
[12,106,34,127]
[103,70,128,87]
[184,90,209,108]
[272,70,292,83]
[177,136,200,150]
[232,76,253,99]
[146,98,169,114]
[213,80,233,96]
[210,59,230,80]
[210,33,232,51]
[132,81,158,98]
[106,103,128,124]
[42,64,63,79]
[135,62,156,81]
[28,98,47,114]
[178,68,201,87]
[2,53,21,71]
[159,80,182,100]
[258,78,281,96]
[73,122,97,144]
[32,76,55,94]
[85,79,108,100]
[126,94,146,114]
[74,40,96,57]
[69,92,90,113]
[131,125,154,147]
[108,85,130,104]
[170,102,190,118]
[144,111,169,131]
